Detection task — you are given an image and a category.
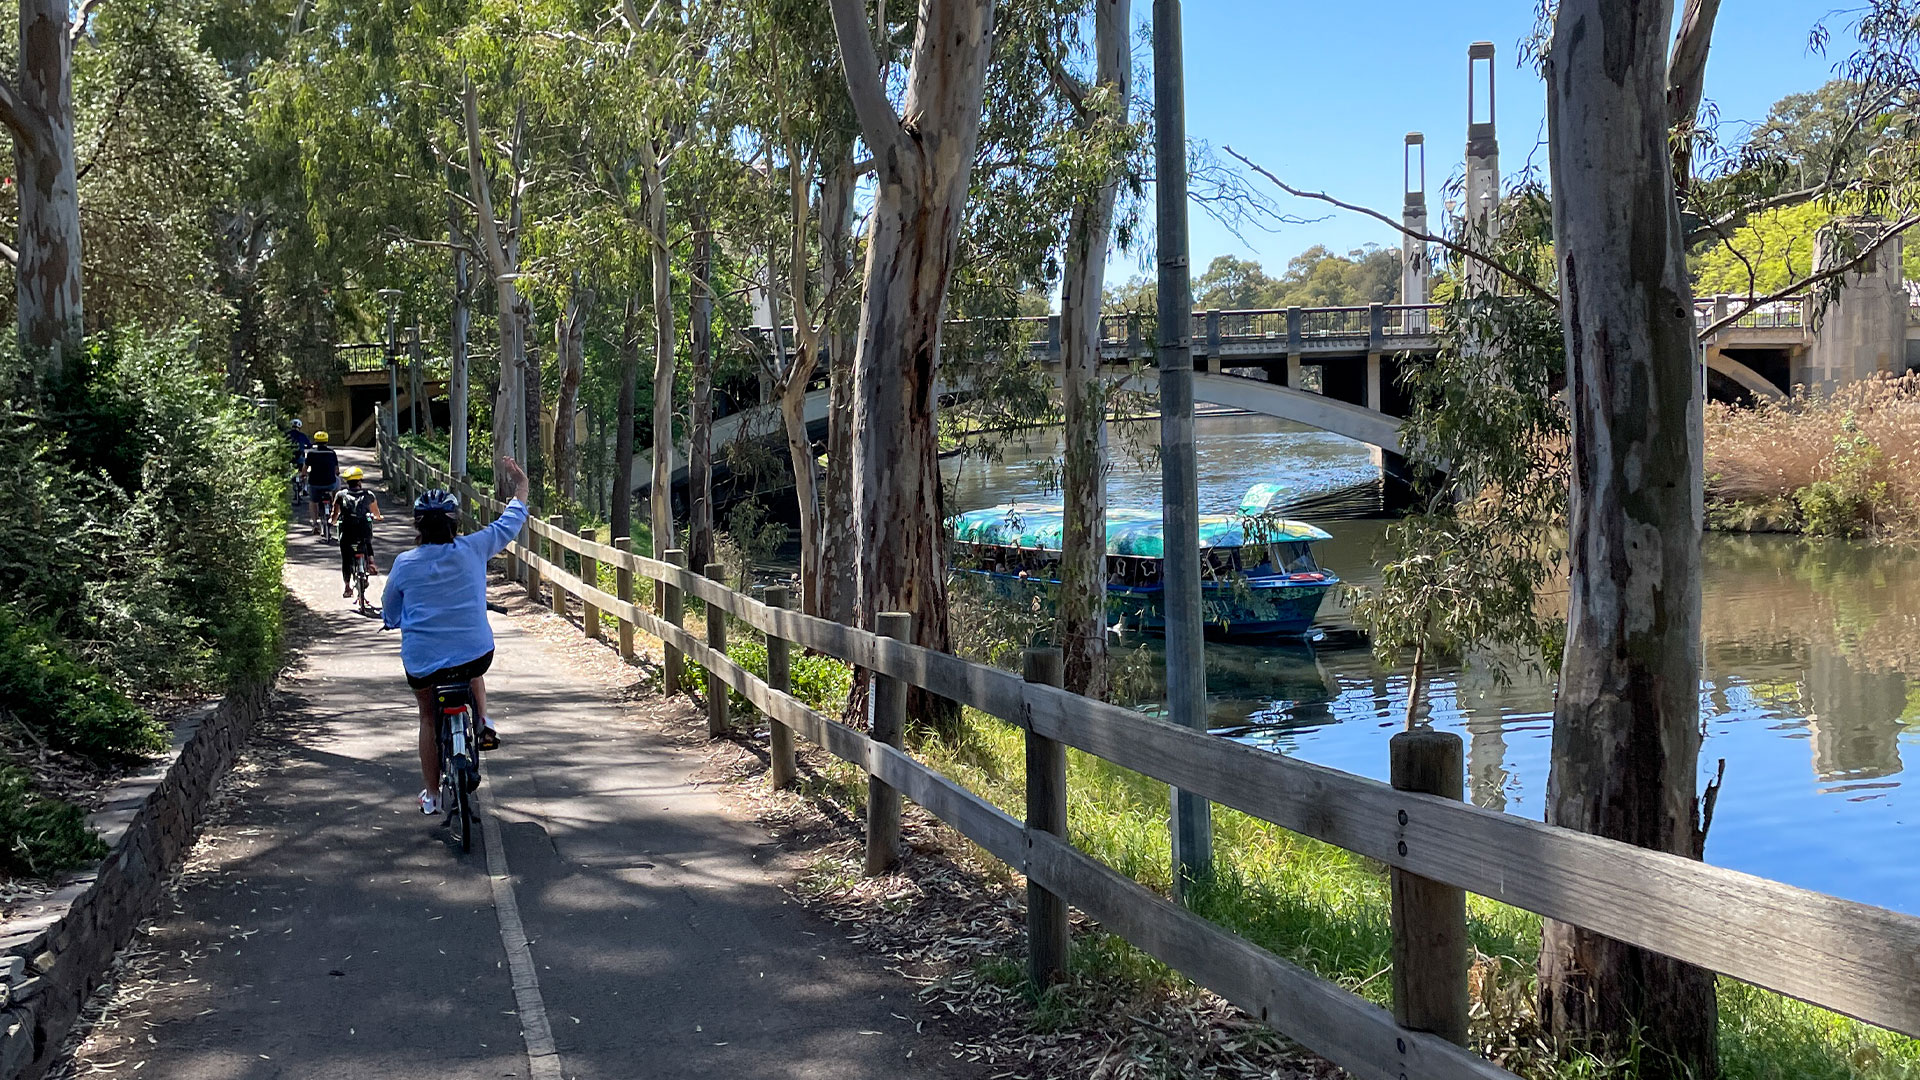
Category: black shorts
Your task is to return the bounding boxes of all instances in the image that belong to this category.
[406,650,494,691]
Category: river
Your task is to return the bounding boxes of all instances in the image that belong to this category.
[941,413,1919,915]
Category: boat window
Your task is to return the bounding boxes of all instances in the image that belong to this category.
[1269,542,1319,573]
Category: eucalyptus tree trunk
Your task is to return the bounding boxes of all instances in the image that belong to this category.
[524,341,546,506]
[689,219,715,574]
[553,285,592,502]
[447,168,472,478]
[1056,0,1130,699]
[463,82,532,494]
[779,347,822,611]
[1542,3,1717,1076]
[829,0,996,728]
[612,293,639,543]
[5,0,81,381]
[819,153,859,625]
[642,140,676,565]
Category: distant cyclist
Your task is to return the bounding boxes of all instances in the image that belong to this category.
[302,431,340,533]
[331,467,384,598]
[382,457,530,815]
[288,419,313,506]
[288,417,312,460]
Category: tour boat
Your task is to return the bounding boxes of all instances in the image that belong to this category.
[949,484,1339,638]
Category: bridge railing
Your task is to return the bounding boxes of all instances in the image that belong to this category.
[754,304,1448,368]
[1693,295,1809,332]
[379,427,1920,1080]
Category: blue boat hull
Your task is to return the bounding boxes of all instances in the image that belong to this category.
[956,569,1335,638]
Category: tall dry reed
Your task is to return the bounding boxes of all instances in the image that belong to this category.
[1704,373,1920,536]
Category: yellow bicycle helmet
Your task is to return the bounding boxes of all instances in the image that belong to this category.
[342,466,365,481]
[314,430,330,443]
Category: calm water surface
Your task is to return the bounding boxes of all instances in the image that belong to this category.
[942,414,1919,915]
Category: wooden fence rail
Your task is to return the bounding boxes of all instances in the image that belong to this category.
[376,425,1920,1080]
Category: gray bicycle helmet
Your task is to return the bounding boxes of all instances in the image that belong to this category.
[413,489,460,522]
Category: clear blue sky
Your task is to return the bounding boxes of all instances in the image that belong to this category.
[1113,1,1863,283]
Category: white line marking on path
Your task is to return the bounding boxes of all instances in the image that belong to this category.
[479,760,565,1080]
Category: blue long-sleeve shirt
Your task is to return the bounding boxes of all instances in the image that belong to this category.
[382,499,529,677]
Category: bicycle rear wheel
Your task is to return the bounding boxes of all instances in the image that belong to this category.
[454,779,473,853]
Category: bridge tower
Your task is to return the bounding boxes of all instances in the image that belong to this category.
[1402,133,1430,321]
[1804,220,1909,392]
[1463,42,1501,294]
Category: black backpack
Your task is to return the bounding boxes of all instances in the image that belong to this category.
[337,488,375,522]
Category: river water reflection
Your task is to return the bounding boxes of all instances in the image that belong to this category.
[941,414,1919,914]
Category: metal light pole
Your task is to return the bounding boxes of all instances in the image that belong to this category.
[379,288,404,439]
[1153,0,1211,894]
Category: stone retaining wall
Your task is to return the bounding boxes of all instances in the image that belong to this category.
[0,684,269,1080]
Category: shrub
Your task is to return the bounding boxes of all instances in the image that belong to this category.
[0,608,165,762]
[0,332,287,693]
[0,766,106,877]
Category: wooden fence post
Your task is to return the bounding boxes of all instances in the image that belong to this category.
[522,517,540,598]
[704,561,729,738]
[581,526,601,641]
[549,516,568,618]
[1023,647,1069,988]
[663,549,686,695]
[765,586,796,790]
[865,611,911,876]
[615,535,636,660]
[1388,728,1469,1047]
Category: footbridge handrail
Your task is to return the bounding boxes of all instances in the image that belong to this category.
[382,426,1920,1077]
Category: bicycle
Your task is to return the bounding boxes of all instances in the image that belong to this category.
[432,681,483,853]
[349,540,375,614]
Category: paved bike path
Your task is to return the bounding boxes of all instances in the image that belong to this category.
[80,450,978,1080]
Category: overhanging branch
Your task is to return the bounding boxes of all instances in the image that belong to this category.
[1697,214,1920,338]
[1225,146,1561,308]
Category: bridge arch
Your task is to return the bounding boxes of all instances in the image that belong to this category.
[1705,350,1787,401]
[633,370,1405,495]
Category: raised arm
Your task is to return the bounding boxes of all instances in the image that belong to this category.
[468,457,531,561]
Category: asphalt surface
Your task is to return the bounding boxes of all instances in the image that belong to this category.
[71,448,979,1080]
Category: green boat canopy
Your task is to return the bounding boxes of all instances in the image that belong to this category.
[950,486,1331,559]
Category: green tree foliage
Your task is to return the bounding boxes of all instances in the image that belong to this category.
[1346,194,1567,724]
[1134,245,1402,313]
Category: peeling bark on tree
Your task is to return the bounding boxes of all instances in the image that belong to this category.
[819,155,859,626]
[5,0,81,381]
[830,0,996,729]
[1542,3,1718,1077]
[1056,0,1129,700]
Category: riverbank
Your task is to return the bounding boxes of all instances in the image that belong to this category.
[672,614,1919,1080]
[1706,374,1920,540]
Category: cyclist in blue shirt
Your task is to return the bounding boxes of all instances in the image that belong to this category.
[382,457,530,815]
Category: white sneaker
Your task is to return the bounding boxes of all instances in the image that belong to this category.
[419,789,440,815]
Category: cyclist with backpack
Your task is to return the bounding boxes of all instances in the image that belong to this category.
[331,467,384,597]
[382,457,529,815]
[302,431,341,533]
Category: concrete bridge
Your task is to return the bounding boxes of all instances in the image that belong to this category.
[630,360,1407,499]
[634,287,1905,500]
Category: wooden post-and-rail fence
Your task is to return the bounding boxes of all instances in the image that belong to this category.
[375,420,1920,1080]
